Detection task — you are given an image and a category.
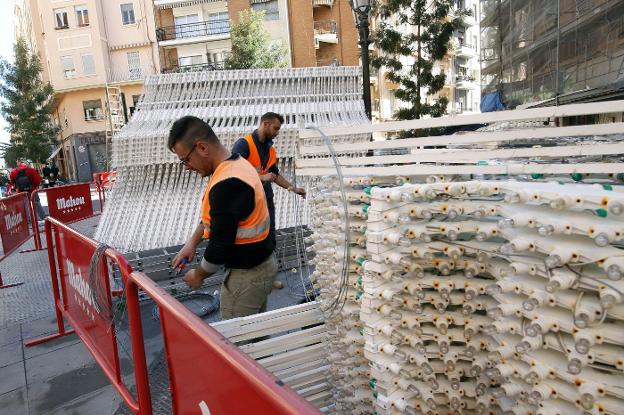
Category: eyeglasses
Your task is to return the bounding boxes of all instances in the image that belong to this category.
[178,143,197,166]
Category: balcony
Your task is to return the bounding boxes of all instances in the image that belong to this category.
[312,0,334,7]
[156,20,230,46]
[314,20,338,44]
[161,62,225,74]
[108,66,156,84]
[316,58,339,67]
[456,42,477,57]
[455,74,477,88]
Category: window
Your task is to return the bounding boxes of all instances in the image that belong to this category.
[120,3,135,25]
[75,5,89,26]
[251,0,279,21]
[207,12,230,35]
[54,9,69,29]
[127,51,142,79]
[129,94,141,116]
[81,54,95,75]
[60,56,75,79]
[83,100,103,121]
[174,14,200,38]
[178,55,204,67]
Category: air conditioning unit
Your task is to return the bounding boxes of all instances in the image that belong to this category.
[314,38,320,49]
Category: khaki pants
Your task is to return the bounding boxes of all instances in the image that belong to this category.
[220,253,278,319]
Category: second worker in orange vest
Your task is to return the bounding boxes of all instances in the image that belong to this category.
[232,112,306,252]
[169,116,277,319]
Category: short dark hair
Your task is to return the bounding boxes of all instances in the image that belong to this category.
[168,116,218,151]
[260,112,284,125]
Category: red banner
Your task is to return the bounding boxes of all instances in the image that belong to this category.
[45,183,94,223]
[0,193,31,255]
[56,227,120,378]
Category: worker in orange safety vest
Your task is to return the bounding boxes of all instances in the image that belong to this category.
[170,116,277,319]
[232,112,306,252]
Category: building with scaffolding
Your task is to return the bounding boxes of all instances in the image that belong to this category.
[480,0,624,110]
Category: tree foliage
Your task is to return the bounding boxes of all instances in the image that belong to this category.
[0,38,58,165]
[372,0,469,120]
[225,10,288,70]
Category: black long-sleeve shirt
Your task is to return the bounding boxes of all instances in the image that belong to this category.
[203,172,273,269]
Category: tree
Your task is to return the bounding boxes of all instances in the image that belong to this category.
[0,38,58,165]
[225,10,288,69]
[372,0,469,120]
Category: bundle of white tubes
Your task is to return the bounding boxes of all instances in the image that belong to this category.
[309,176,624,415]
[95,67,369,252]
[301,102,624,414]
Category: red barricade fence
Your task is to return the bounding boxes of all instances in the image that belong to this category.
[93,171,116,209]
[25,218,152,414]
[0,192,31,288]
[127,271,321,415]
[26,217,321,414]
[29,183,95,251]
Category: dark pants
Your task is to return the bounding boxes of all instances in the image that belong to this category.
[268,205,276,251]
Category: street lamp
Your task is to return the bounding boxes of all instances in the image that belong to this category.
[350,0,372,120]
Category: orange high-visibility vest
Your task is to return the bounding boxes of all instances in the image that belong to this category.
[200,157,270,243]
[244,134,277,175]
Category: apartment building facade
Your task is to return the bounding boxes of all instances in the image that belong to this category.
[16,0,159,182]
[373,1,481,121]
[152,0,358,72]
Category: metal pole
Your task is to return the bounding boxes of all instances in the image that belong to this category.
[355,9,372,120]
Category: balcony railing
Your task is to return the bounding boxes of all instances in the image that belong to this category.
[456,74,477,83]
[161,62,225,74]
[316,58,339,67]
[108,65,156,83]
[314,20,337,35]
[156,20,230,42]
[312,0,334,6]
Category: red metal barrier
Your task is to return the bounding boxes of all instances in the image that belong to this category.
[93,171,116,209]
[26,217,321,414]
[0,192,30,289]
[28,183,96,251]
[25,218,152,414]
[127,271,321,415]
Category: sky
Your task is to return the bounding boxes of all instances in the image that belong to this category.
[0,0,16,144]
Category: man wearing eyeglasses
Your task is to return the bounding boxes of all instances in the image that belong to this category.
[170,116,277,319]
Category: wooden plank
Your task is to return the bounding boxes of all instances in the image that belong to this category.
[299,122,624,155]
[274,358,329,380]
[259,343,327,372]
[283,365,330,389]
[298,100,624,138]
[211,301,320,333]
[296,162,624,177]
[297,142,624,167]
[299,384,333,400]
[239,325,327,359]
[215,309,323,343]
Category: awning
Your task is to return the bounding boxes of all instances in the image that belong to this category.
[47,145,63,161]
[154,0,223,9]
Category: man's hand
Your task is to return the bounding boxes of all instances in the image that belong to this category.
[172,243,196,269]
[260,173,277,183]
[293,187,306,198]
[183,268,206,289]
